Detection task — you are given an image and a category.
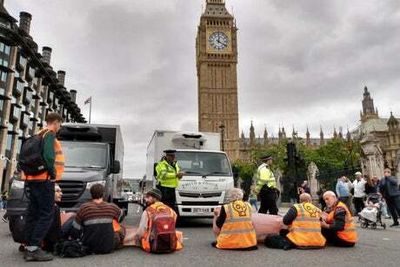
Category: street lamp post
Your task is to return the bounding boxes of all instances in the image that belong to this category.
[219,124,225,151]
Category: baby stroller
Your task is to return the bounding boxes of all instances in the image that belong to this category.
[359,193,386,230]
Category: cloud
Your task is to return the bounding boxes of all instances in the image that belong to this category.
[6,0,400,177]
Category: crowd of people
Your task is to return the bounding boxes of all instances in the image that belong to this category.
[2,112,400,261]
[334,170,400,227]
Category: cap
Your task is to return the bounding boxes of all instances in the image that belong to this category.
[260,154,273,161]
[146,188,162,200]
[355,171,362,176]
[163,149,177,155]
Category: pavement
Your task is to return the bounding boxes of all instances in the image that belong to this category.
[0,205,399,267]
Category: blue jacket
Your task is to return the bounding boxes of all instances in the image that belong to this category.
[336,180,350,197]
[379,176,400,198]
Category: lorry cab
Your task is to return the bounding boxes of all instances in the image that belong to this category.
[174,149,233,217]
[146,130,235,218]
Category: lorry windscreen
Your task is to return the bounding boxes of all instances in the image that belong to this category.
[175,151,232,176]
[61,141,108,168]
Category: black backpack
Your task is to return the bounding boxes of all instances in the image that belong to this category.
[54,240,87,258]
[18,131,49,176]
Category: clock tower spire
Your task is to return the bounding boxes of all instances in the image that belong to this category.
[196,0,239,161]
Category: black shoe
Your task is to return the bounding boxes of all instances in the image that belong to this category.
[389,222,399,227]
[24,248,53,262]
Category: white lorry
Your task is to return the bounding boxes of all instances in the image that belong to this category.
[146,130,234,217]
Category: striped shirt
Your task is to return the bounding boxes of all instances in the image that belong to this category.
[73,201,123,254]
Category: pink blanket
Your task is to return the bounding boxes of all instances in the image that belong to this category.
[213,213,284,242]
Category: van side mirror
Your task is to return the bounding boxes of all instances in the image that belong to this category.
[153,163,157,177]
[112,160,121,174]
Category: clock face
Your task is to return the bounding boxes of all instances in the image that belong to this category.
[208,32,229,51]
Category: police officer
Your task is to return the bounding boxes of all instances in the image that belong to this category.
[155,150,183,211]
[255,154,278,215]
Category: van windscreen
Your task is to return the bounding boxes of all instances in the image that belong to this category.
[61,141,108,168]
[175,151,232,176]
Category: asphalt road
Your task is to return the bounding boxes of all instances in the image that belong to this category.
[0,204,399,267]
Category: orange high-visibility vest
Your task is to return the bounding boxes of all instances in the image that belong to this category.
[216,200,257,249]
[23,129,65,182]
[141,202,183,252]
[326,201,358,243]
[286,202,326,248]
[113,219,121,232]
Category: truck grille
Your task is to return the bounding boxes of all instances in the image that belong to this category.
[181,201,219,206]
[59,181,86,201]
[179,192,222,198]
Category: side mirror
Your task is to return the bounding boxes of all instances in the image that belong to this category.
[112,160,121,174]
[153,163,157,177]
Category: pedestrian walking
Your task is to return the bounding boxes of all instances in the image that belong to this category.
[20,113,64,261]
[352,172,367,215]
[379,168,400,227]
[155,150,184,212]
[249,185,258,212]
[335,176,352,212]
[255,155,279,215]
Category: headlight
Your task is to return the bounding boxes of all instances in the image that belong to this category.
[86,180,106,189]
[11,179,25,190]
[223,190,230,204]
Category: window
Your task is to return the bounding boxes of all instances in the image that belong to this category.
[13,78,24,97]
[22,87,33,105]
[0,43,10,68]
[9,104,21,124]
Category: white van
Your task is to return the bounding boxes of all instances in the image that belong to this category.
[146,130,234,217]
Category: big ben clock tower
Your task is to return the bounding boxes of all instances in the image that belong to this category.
[196,0,239,161]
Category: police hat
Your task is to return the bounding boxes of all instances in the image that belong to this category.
[260,154,273,161]
[146,188,162,200]
[163,149,177,155]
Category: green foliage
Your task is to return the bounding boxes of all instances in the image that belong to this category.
[242,138,361,191]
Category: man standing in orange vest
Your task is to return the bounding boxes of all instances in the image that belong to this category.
[321,191,357,247]
[23,113,64,261]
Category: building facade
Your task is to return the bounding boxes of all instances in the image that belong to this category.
[238,121,349,162]
[356,87,400,178]
[0,1,86,190]
[196,0,240,161]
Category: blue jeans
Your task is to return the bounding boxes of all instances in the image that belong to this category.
[24,181,55,247]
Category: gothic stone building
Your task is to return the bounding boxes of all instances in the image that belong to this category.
[355,87,400,178]
[238,121,350,162]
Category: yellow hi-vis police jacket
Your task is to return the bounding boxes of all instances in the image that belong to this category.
[155,159,181,188]
[255,163,276,194]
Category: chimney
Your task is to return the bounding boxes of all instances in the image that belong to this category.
[42,46,52,65]
[70,90,77,103]
[57,70,66,86]
[19,12,32,35]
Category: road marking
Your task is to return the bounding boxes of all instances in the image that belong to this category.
[382,238,390,241]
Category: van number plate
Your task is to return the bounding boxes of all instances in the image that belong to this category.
[192,208,210,213]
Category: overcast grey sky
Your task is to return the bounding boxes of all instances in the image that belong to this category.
[6,0,400,177]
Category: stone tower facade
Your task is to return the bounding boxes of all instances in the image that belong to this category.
[196,0,239,161]
[361,86,379,123]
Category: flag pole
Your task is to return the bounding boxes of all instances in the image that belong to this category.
[89,97,92,124]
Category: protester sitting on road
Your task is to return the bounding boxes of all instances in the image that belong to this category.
[134,188,183,253]
[264,193,325,250]
[320,191,357,247]
[72,184,124,254]
[213,188,257,250]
